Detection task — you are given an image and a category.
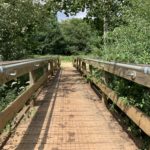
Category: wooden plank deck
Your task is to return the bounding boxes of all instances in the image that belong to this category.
[2,63,138,150]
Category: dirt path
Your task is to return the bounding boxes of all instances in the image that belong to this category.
[3,63,138,150]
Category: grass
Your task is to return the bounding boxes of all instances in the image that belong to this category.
[30,54,95,62]
[60,56,74,62]
[31,55,75,62]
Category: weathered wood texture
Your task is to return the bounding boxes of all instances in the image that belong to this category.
[0,74,47,131]
[74,57,150,137]
[0,57,60,85]
[92,78,150,136]
[0,57,60,132]
[0,59,33,65]
[75,58,150,88]
[3,63,138,150]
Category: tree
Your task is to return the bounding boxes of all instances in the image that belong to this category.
[31,16,66,55]
[100,0,150,63]
[0,0,62,60]
[59,19,100,55]
[46,0,129,44]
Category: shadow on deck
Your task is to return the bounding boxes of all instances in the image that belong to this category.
[3,65,138,150]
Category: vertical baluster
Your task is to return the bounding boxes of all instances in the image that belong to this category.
[89,65,93,75]
[29,70,36,86]
[50,61,54,76]
[82,62,87,75]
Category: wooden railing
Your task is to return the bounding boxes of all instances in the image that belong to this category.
[0,57,60,132]
[73,57,150,137]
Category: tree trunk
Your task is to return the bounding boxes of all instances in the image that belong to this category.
[103,15,108,49]
[103,0,108,49]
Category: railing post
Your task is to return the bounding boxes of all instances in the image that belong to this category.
[75,59,78,68]
[29,70,36,85]
[54,59,57,70]
[50,61,54,76]
[57,57,60,69]
[82,61,86,75]
[48,61,51,75]
[73,58,76,67]
[89,65,93,74]
[77,58,79,69]
[78,59,81,71]
[43,63,48,76]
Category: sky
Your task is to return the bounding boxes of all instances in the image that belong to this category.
[33,0,87,22]
[57,11,87,22]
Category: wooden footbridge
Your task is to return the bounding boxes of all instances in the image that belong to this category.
[0,57,150,150]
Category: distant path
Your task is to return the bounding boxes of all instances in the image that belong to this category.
[3,62,138,150]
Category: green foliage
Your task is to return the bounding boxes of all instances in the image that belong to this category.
[0,0,150,148]
[0,74,29,112]
[33,17,66,55]
[34,67,44,81]
[60,56,75,62]
[0,0,100,59]
[0,0,38,60]
[90,1,150,147]
[0,0,63,60]
[99,0,150,64]
[49,0,129,32]
[102,19,150,63]
[89,68,150,117]
[59,19,100,55]
[106,74,150,116]
[88,69,150,149]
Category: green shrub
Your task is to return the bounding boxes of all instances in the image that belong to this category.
[0,74,29,112]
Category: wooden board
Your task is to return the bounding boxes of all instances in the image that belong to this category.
[0,61,48,85]
[80,58,150,88]
[0,57,60,85]
[74,59,150,136]
[92,78,150,136]
[0,73,47,131]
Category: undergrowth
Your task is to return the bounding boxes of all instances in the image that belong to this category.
[0,74,29,112]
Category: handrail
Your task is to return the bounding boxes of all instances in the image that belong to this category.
[0,59,48,72]
[76,57,150,88]
[73,57,150,137]
[0,57,60,132]
[83,58,150,74]
[0,59,34,65]
[0,57,60,85]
